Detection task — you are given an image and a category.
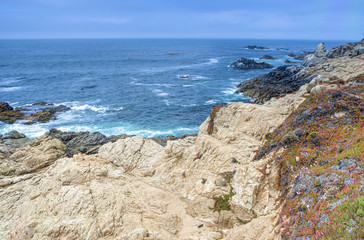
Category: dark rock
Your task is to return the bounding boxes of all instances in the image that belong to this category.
[66,132,108,156]
[46,129,109,157]
[0,109,25,124]
[0,102,70,124]
[151,134,196,146]
[42,105,71,114]
[29,112,55,123]
[277,48,289,51]
[288,52,314,61]
[326,38,364,58]
[3,130,26,139]
[0,102,14,112]
[229,58,273,69]
[235,65,312,103]
[244,45,269,50]
[260,55,277,60]
[284,59,294,64]
[108,134,132,142]
[32,101,51,106]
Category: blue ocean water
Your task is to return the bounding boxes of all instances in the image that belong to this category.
[0,39,348,138]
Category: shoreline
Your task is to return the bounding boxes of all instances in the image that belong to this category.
[0,39,363,239]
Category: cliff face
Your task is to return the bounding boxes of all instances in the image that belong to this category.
[0,99,302,239]
[0,41,363,240]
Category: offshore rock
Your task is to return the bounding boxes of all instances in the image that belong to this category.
[229,58,273,69]
[244,45,269,50]
[260,55,277,60]
[0,102,70,124]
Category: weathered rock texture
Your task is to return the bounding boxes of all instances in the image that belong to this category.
[236,39,364,103]
[229,58,273,69]
[0,98,298,239]
[0,40,363,240]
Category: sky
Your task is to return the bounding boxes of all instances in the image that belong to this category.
[0,0,363,40]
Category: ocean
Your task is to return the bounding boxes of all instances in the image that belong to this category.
[0,39,348,138]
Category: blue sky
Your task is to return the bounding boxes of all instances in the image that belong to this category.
[0,0,363,40]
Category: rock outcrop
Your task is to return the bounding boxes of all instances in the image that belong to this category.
[235,65,312,103]
[0,40,363,240]
[244,45,269,50]
[260,55,277,60]
[0,98,297,239]
[0,102,70,124]
[236,39,364,103]
[229,58,273,69]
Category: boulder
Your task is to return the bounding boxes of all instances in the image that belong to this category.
[229,58,273,69]
[0,102,13,112]
[3,131,26,139]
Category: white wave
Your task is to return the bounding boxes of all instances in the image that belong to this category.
[1,123,48,138]
[163,99,170,106]
[181,104,197,107]
[132,82,175,87]
[182,84,193,87]
[57,125,92,133]
[204,100,217,105]
[152,89,170,97]
[176,127,199,131]
[206,58,219,64]
[222,88,237,95]
[71,104,109,113]
[0,78,21,85]
[0,86,22,92]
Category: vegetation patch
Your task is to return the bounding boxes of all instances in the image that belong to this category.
[212,192,236,213]
[253,76,364,239]
[207,106,226,135]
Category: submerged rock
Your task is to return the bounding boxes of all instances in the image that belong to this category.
[229,58,273,69]
[260,55,277,60]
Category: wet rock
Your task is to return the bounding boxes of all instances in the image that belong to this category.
[42,105,70,114]
[29,111,55,123]
[0,102,70,124]
[260,55,277,60]
[32,101,51,106]
[0,110,25,124]
[0,102,14,112]
[244,45,269,50]
[3,130,26,139]
[229,58,273,69]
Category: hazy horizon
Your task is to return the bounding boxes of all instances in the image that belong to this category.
[1,0,363,40]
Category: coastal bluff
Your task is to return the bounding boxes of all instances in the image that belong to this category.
[0,40,363,239]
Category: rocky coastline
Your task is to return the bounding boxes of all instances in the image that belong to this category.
[0,39,363,239]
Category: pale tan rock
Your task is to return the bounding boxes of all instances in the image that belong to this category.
[98,136,164,176]
[0,136,66,178]
[1,49,363,240]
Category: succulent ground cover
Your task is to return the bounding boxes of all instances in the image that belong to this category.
[256,74,364,239]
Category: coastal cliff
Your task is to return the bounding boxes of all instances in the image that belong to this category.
[0,40,363,239]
